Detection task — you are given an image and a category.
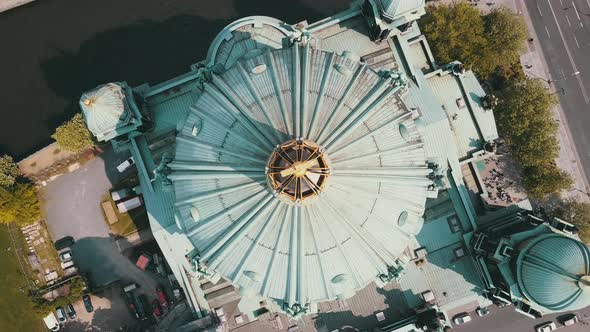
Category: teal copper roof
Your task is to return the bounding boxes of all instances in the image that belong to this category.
[170,41,433,310]
[516,234,590,311]
[79,82,139,141]
[377,0,426,21]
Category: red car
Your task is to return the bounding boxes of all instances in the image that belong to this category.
[152,299,162,317]
[156,287,169,309]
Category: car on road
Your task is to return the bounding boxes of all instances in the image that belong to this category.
[83,294,94,313]
[156,287,169,309]
[476,307,490,317]
[116,157,135,173]
[56,306,67,323]
[152,299,162,317]
[54,236,74,251]
[535,322,556,332]
[453,312,471,325]
[65,303,76,319]
[124,291,140,319]
[559,313,579,326]
[59,250,73,262]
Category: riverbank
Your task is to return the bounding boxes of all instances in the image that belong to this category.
[0,0,35,13]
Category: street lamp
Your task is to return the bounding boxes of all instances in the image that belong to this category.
[548,71,580,84]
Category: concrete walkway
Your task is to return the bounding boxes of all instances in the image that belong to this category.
[0,0,35,13]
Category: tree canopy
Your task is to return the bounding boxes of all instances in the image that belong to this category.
[51,113,95,153]
[494,78,572,198]
[421,4,528,79]
[0,154,21,188]
[546,199,590,244]
[0,183,42,226]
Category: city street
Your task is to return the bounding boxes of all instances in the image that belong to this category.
[524,0,590,193]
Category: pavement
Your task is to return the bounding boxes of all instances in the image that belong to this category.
[41,146,170,330]
[522,0,590,200]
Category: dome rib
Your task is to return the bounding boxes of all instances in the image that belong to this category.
[516,234,590,311]
[171,42,432,311]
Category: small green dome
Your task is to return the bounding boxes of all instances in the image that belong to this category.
[80,83,128,139]
[516,234,590,311]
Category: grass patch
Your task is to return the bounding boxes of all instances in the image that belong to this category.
[0,226,44,331]
[101,193,149,237]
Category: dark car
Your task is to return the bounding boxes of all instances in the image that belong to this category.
[83,294,94,313]
[65,303,77,319]
[152,299,162,317]
[54,236,74,251]
[156,287,169,309]
[124,291,140,319]
[135,294,149,321]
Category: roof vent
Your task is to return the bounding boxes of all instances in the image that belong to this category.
[335,64,353,76]
[399,123,411,142]
[251,64,267,75]
[191,118,202,137]
[397,211,409,226]
[190,206,200,222]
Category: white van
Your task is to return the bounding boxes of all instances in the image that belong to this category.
[116,196,143,213]
[110,188,132,201]
[116,157,135,173]
[43,312,60,331]
[61,260,75,270]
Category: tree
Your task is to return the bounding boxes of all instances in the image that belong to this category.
[421,3,491,76]
[0,154,21,187]
[522,163,573,199]
[495,78,572,199]
[421,4,528,80]
[483,8,528,70]
[51,113,95,153]
[0,183,42,226]
[546,199,590,244]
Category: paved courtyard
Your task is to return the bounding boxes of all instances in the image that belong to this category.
[41,147,171,330]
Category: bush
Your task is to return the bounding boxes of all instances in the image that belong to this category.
[52,114,95,153]
[545,199,590,244]
[0,154,21,188]
[0,183,42,226]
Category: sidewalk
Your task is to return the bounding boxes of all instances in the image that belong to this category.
[515,0,590,202]
[0,0,35,13]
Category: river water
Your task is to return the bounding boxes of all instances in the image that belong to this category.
[0,0,348,159]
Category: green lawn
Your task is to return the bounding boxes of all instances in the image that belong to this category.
[0,226,44,331]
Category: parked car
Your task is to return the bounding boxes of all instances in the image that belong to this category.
[156,287,169,309]
[56,306,67,323]
[117,196,143,213]
[124,291,140,319]
[136,294,149,321]
[65,303,76,319]
[54,236,74,251]
[83,294,94,313]
[60,260,75,270]
[123,283,139,293]
[152,299,163,317]
[117,157,135,173]
[453,313,471,325]
[559,313,579,326]
[59,250,73,262]
[476,307,490,316]
[535,322,556,332]
[43,312,60,331]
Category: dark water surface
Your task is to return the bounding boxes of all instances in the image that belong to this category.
[0,0,349,159]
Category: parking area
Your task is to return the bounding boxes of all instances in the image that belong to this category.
[450,304,590,332]
[41,147,178,330]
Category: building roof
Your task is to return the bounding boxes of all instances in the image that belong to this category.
[377,0,426,21]
[516,233,590,311]
[170,42,434,309]
[79,83,128,139]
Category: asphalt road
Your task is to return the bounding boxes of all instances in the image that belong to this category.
[524,0,590,191]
